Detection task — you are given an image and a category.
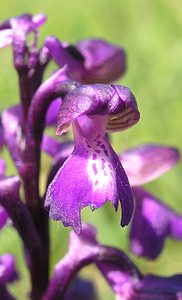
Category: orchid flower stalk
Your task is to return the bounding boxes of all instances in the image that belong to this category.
[0,11,181,300]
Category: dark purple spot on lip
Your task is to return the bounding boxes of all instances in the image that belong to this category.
[92,154,97,160]
[108,164,112,170]
[96,141,101,146]
[101,144,106,149]
[92,163,98,175]
[86,140,92,148]
[110,171,114,178]
[104,150,109,156]
[95,180,99,186]
[101,158,105,169]
[95,150,101,154]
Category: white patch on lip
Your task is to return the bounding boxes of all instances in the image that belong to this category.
[85,136,115,192]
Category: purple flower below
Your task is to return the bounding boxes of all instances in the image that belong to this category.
[43,223,141,300]
[56,224,182,300]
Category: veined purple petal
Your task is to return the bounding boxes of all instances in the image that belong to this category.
[120,144,180,186]
[130,187,182,259]
[57,84,140,135]
[76,38,126,83]
[0,254,18,284]
[46,115,133,234]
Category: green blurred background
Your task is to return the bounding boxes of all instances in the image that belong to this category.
[0,0,182,299]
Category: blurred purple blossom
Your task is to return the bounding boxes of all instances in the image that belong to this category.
[44,37,126,84]
[120,144,181,259]
[0,13,46,48]
[48,224,182,300]
[120,144,180,187]
[130,187,182,259]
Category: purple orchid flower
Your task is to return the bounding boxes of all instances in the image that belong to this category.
[45,84,140,234]
[43,128,182,258]
[45,223,182,300]
[120,144,181,259]
[44,36,126,84]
